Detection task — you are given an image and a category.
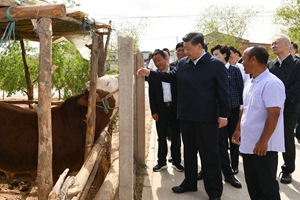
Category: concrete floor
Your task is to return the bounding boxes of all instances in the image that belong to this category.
[142,120,300,200]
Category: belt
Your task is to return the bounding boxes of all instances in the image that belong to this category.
[164,102,172,107]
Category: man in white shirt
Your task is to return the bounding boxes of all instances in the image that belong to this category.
[147,48,172,70]
[232,46,285,200]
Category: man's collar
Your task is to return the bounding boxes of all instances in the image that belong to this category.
[186,51,208,64]
[275,54,293,65]
[252,69,269,83]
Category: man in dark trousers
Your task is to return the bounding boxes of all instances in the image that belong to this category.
[290,42,300,143]
[137,32,230,200]
[148,49,184,172]
[233,45,285,200]
[267,35,300,184]
[197,44,243,189]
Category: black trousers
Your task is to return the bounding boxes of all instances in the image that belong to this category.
[227,106,240,170]
[243,152,280,200]
[282,112,297,174]
[219,127,234,178]
[180,120,222,198]
[295,108,300,140]
[155,106,181,165]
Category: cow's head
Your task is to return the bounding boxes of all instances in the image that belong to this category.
[79,75,119,117]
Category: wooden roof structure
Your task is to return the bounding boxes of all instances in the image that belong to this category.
[0,4,111,43]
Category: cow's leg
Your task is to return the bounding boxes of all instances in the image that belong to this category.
[5,172,15,183]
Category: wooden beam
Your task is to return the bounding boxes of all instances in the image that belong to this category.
[84,32,99,159]
[0,4,66,21]
[36,18,53,199]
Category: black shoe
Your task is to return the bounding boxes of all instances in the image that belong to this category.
[153,164,167,172]
[225,175,242,188]
[232,168,239,175]
[197,170,203,180]
[171,163,184,172]
[279,171,292,184]
[209,198,221,200]
[168,157,173,163]
[172,186,197,193]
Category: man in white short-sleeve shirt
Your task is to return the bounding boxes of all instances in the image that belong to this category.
[232,46,285,200]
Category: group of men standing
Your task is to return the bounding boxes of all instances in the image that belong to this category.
[137,32,300,200]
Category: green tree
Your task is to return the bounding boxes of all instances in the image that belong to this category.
[115,18,150,53]
[106,18,149,70]
[0,41,39,98]
[274,0,300,44]
[52,41,90,100]
[194,4,258,50]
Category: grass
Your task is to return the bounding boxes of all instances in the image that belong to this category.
[134,162,148,200]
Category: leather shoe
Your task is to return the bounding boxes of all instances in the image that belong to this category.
[209,198,221,200]
[225,175,242,188]
[197,170,203,180]
[172,186,197,193]
[232,168,239,175]
[280,171,292,184]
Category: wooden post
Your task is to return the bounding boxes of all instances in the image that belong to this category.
[84,32,99,160]
[0,4,66,20]
[118,36,135,200]
[36,18,53,199]
[135,50,145,165]
[97,35,105,77]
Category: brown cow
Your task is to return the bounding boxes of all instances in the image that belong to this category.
[0,75,119,182]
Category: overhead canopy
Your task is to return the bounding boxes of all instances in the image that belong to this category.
[0,10,111,42]
[0,2,111,59]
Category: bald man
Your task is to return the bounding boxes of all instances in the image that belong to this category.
[233,45,285,200]
[267,35,300,184]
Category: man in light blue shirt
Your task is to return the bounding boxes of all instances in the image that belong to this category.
[232,46,285,200]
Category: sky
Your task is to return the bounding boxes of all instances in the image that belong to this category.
[60,0,284,51]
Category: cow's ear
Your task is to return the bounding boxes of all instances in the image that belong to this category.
[77,95,89,107]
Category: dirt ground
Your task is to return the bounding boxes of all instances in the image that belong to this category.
[0,91,153,200]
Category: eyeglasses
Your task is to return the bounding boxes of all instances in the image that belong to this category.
[177,49,184,52]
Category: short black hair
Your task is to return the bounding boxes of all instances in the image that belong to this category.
[229,46,238,53]
[175,42,184,50]
[291,41,298,50]
[211,44,230,62]
[162,48,170,56]
[152,49,166,59]
[237,50,242,57]
[247,46,269,65]
[182,32,205,47]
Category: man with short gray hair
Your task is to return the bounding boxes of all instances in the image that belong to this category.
[267,35,300,184]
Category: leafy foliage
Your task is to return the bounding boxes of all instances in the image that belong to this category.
[274,0,300,44]
[194,4,258,50]
[0,40,90,100]
[110,18,150,53]
[0,42,39,97]
[52,0,80,8]
[106,18,149,71]
[52,41,90,100]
